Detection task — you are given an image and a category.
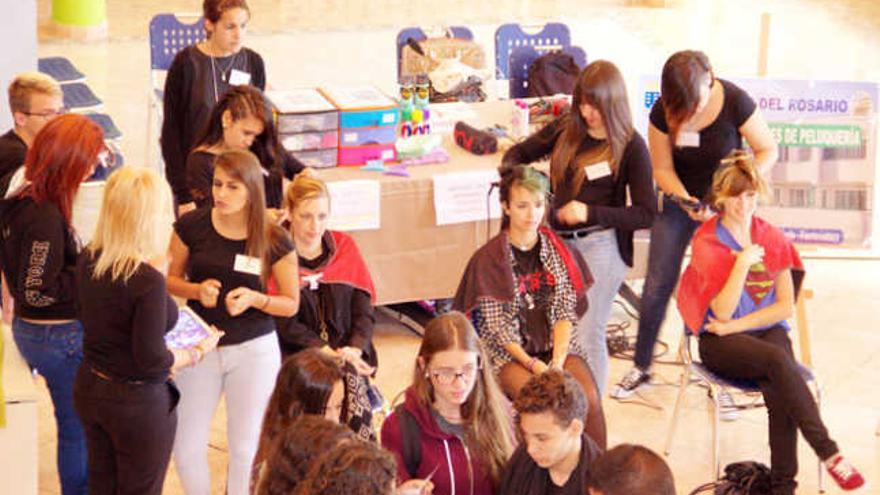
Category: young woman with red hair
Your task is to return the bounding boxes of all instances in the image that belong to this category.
[0,113,104,495]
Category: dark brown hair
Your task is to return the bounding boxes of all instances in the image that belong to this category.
[254,349,345,465]
[255,415,354,495]
[513,369,586,428]
[707,149,769,212]
[588,444,676,495]
[203,0,250,24]
[660,50,713,145]
[550,60,633,195]
[195,85,282,179]
[293,439,397,495]
[411,312,514,485]
[213,149,289,283]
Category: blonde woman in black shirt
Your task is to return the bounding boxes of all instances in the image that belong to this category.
[503,60,657,396]
[74,167,222,495]
[168,149,298,495]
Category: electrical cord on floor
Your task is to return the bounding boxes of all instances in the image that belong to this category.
[605,298,684,367]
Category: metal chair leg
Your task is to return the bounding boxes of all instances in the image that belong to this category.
[664,365,691,456]
[710,384,721,479]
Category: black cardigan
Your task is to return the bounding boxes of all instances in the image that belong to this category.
[502,115,657,266]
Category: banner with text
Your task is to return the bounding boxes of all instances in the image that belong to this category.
[637,77,878,248]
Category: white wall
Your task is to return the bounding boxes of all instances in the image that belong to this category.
[0,0,38,129]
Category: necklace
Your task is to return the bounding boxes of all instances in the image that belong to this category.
[208,44,240,103]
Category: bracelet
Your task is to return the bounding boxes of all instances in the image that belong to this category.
[186,347,202,367]
[259,293,271,311]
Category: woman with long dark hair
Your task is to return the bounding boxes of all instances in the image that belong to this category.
[613,50,777,400]
[186,85,303,210]
[0,114,103,494]
[167,149,299,495]
[381,312,515,495]
[454,165,606,450]
[502,60,656,395]
[161,0,265,215]
[252,348,346,484]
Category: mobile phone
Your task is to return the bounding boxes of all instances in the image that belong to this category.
[164,306,212,349]
[667,193,704,212]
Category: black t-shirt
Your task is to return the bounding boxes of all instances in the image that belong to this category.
[512,239,553,355]
[175,207,293,346]
[649,79,757,199]
[0,129,27,197]
[77,252,177,383]
[161,45,267,204]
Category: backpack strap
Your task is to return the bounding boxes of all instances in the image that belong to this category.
[395,404,422,479]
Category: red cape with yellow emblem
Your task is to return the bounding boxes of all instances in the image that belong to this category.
[677,215,804,335]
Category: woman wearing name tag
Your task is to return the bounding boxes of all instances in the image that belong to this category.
[502,60,657,396]
[276,175,378,440]
[612,50,777,401]
[454,165,607,449]
[74,167,222,495]
[186,85,304,211]
[162,0,265,216]
[167,149,299,495]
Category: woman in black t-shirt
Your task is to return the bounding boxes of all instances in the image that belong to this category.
[503,60,657,396]
[186,85,304,211]
[167,149,299,495]
[161,0,265,215]
[612,50,778,399]
[74,167,222,495]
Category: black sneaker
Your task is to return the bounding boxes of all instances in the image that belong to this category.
[611,367,651,399]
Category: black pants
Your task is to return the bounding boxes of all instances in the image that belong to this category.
[698,325,838,495]
[73,365,179,495]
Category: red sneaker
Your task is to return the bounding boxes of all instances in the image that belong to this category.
[825,454,865,491]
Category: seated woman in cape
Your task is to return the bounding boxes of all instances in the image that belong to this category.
[454,164,607,450]
[274,175,378,440]
[677,150,864,494]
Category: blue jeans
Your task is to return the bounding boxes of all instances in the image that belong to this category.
[634,197,700,370]
[12,318,88,495]
[564,229,629,397]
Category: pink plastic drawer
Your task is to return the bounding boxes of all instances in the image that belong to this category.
[337,143,397,166]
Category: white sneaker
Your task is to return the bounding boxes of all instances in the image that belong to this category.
[611,367,651,399]
[714,388,739,422]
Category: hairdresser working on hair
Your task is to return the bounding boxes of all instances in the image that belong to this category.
[613,50,777,399]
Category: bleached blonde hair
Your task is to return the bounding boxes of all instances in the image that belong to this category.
[88,167,174,282]
[8,72,62,114]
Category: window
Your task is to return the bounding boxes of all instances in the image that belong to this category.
[833,190,867,210]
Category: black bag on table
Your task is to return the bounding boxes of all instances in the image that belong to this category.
[527,51,581,97]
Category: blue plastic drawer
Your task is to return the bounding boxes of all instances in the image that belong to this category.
[339,126,397,146]
[339,108,399,129]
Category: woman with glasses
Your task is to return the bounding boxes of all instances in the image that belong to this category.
[0,114,105,494]
[454,165,606,450]
[381,312,515,495]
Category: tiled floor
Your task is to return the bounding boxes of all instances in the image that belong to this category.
[21,0,880,493]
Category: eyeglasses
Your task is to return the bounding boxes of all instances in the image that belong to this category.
[22,107,67,119]
[427,360,482,385]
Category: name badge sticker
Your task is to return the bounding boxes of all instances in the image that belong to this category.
[233,254,262,276]
[229,69,252,86]
[676,131,700,147]
[584,161,612,181]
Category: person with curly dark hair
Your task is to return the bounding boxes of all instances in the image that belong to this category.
[498,370,602,495]
[253,415,353,495]
[293,439,397,495]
